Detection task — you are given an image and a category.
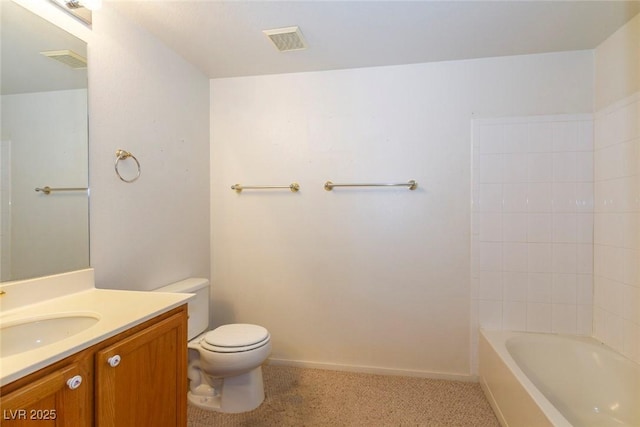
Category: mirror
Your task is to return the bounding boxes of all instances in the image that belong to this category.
[1,1,89,282]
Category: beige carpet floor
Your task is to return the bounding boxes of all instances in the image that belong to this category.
[187,365,500,426]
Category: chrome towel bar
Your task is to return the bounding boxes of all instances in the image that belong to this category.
[324,180,417,191]
[231,183,300,193]
[35,186,88,195]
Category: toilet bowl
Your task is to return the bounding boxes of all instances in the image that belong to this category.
[187,324,272,413]
[154,278,271,413]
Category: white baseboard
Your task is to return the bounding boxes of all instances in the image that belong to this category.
[267,357,477,382]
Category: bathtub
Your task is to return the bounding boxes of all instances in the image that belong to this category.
[479,330,640,427]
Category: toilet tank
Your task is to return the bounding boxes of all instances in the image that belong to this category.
[154,278,209,340]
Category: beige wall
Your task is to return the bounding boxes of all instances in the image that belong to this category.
[595,13,640,110]
[210,51,592,378]
[87,4,210,290]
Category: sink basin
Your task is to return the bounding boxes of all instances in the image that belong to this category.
[0,313,100,357]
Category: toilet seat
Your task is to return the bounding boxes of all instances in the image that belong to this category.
[201,324,270,353]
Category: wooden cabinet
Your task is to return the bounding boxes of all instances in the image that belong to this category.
[0,361,91,426]
[1,306,187,427]
[95,313,186,427]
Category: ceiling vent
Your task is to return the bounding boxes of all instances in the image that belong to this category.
[263,26,307,52]
[40,50,87,69]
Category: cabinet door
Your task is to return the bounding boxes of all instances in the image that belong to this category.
[95,311,187,427]
[0,363,91,427]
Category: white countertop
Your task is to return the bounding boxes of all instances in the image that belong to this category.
[0,270,193,386]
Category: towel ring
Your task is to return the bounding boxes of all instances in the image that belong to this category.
[114,149,141,183]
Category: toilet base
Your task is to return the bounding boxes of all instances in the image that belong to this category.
[188,366,265,413]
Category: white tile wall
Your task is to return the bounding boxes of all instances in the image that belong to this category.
[471,114,594,371]
[593,91,640,364]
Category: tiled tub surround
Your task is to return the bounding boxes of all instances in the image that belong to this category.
[471,114,594,370]
[593,92,640,364]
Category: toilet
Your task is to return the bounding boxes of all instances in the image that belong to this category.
[155,278,272,413]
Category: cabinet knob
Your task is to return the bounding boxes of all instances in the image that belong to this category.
[107,355,121,367]
[67,375,83,390]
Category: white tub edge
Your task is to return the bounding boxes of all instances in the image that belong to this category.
[479,329,573,427]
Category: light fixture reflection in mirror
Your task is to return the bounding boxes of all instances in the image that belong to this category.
[49,0,102,26]
[1,1,89,282]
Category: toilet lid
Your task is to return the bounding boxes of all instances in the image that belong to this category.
[203,324,269,348]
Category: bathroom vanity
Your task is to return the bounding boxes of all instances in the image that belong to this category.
[0,270,192,426]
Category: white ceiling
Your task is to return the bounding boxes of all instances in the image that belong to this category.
[109,0,640,79]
